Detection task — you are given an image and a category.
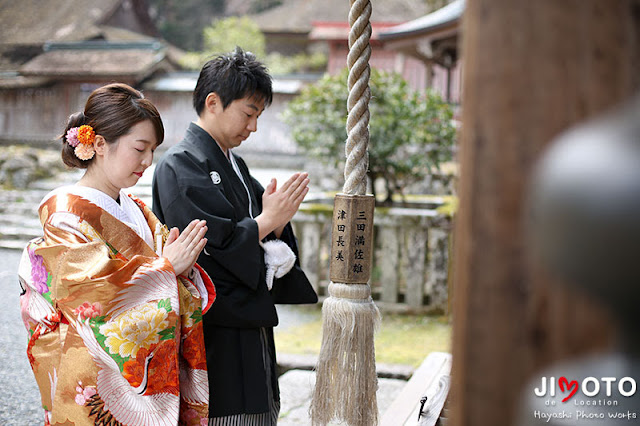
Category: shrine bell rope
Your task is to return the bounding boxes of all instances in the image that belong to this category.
[309,0,381,425]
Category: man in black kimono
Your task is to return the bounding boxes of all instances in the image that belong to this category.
[152,47,317,425]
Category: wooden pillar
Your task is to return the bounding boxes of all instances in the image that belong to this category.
[450,1,640,426]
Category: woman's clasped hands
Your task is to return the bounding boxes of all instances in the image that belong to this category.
[162,219,208,276]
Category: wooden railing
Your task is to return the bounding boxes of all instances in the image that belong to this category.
[291,199,454,313]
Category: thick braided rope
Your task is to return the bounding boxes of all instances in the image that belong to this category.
[343,0,372,195]
[308,2,378,424]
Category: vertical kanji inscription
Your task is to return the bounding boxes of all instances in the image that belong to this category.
[329,194,375,283]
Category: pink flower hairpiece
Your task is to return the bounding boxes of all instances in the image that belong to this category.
[66,124,96,160]
[65,127,80,147]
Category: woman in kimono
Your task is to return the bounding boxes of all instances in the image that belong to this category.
[18,83,216,426]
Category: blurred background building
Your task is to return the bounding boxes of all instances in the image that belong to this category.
[0,0,461,150]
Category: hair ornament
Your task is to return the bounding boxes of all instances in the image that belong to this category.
[77,125,95,145]
[65,127,80,147]
[66,124,96,160]
[74,143,95,161]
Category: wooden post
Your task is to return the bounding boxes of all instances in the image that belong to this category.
[450,1,640,425]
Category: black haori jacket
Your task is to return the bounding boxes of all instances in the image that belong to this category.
[152,123,317,417]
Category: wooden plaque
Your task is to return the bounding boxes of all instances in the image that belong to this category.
[329,194,375,284]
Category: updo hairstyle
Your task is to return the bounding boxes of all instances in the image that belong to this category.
[60,83,164,168]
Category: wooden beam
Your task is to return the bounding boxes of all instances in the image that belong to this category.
[450,1,640,425]
[381,352,452,426]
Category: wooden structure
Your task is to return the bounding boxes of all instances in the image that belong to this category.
[450,1,640,425]
[251,0,434,91]
[310,21,430,92]
[250,0,430,54]
[0,0,178,145]
[381,352,452,426]
[379,0,463,103]
[142,72,319,150]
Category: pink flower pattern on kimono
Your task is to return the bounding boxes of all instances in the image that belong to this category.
[73,302,103,321]
[74,381,97,406]
[28,247,48,294]
[181,408,209,426]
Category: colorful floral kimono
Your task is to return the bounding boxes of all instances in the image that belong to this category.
[18,186,216,426]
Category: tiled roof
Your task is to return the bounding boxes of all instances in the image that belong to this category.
[309,22,400,42]
[0,0,176,85]
[0,0,122,45]
[20,42,167,78]
[251,0,430,33]
[0,74,52,89]
[379,0,464,40]
[143,71,321,94]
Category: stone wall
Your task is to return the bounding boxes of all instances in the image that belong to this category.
[0,146,66,189]
[292,199,454,314]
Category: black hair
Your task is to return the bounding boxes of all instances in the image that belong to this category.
[60,83,164,169]
[193,46,273,116]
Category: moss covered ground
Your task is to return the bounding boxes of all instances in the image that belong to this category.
[274,306,452,368]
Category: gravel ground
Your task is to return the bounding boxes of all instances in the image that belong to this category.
[0,159,405,424]
[0,248,42,425]
[0,249,350,426]
[0,167,325,425]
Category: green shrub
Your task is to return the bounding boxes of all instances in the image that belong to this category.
[179,16,326,74]
[283,68,456,203]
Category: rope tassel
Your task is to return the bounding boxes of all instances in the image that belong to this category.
[310,0,378,423]
[311,283,380,425]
